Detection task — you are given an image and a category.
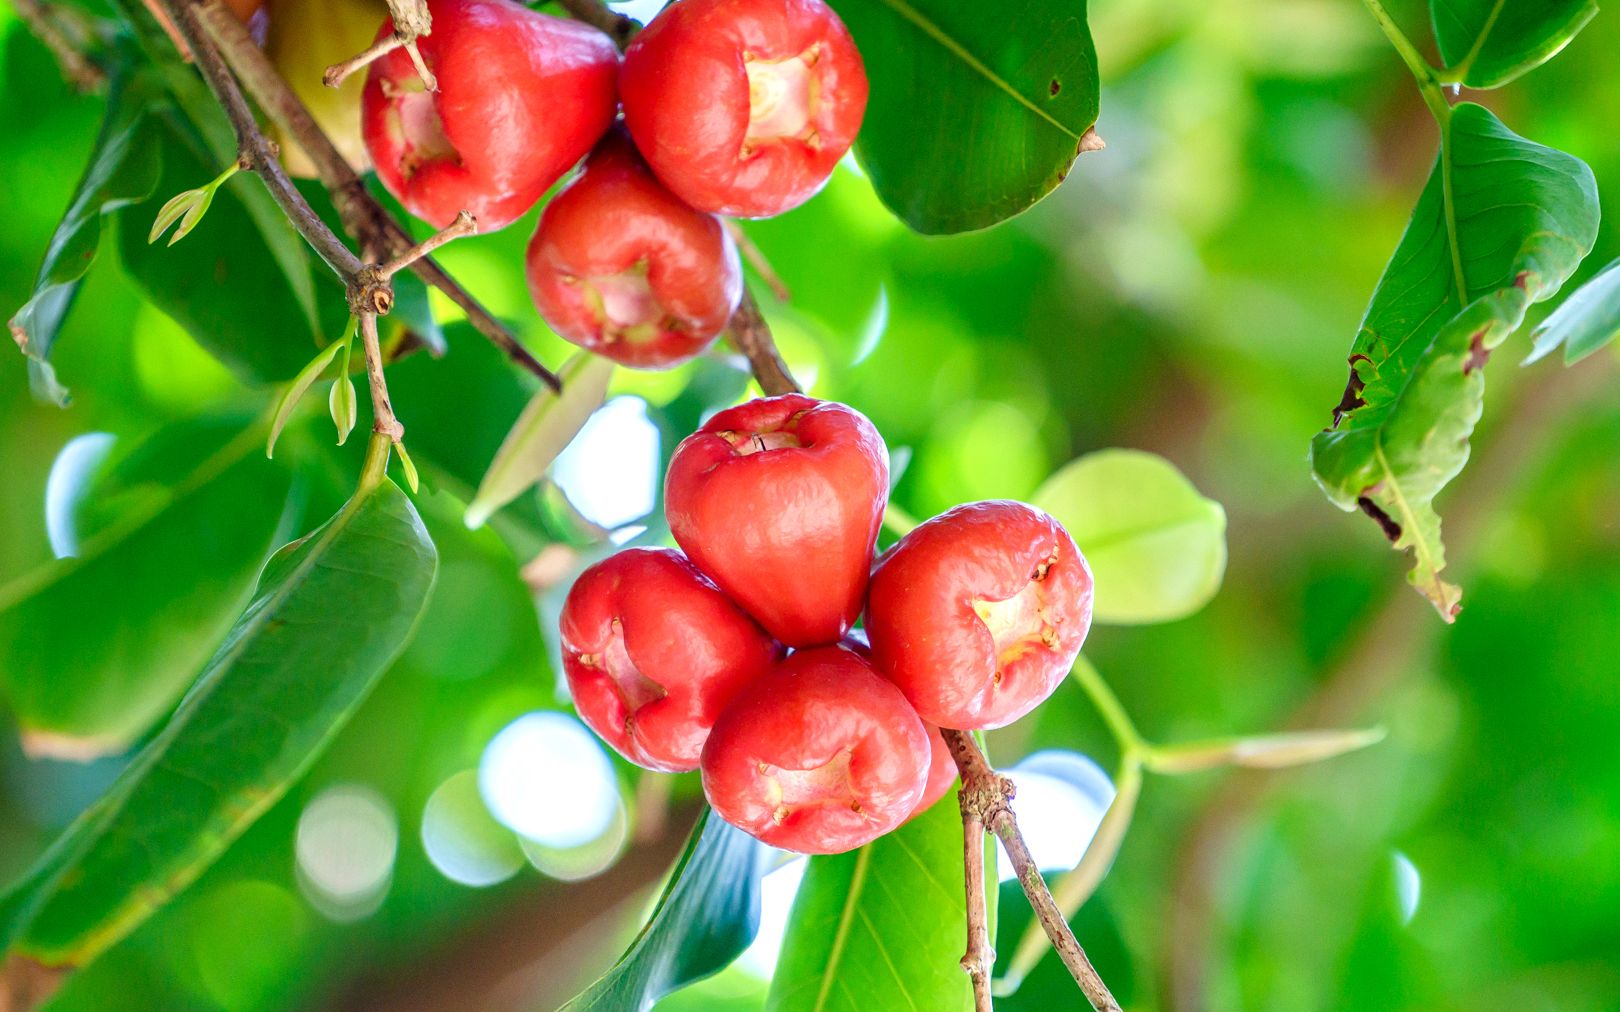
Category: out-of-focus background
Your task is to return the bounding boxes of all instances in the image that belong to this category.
[2,0,1618,1008]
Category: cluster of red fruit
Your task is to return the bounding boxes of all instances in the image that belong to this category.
[560,395,1095,854]
[360,0,868,370]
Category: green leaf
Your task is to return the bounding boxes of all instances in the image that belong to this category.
[768,795,979,1012]
[267,339,345,458]
[1528,256,1620,365]
[1032,449,1227,625]
[1310,103,1597,619]
[7,68,161,406]
[330,377,358,445]
[828,0,1100,234]
[0,417,291,758]
[0,468,436,967]
[1431,0,1596,88]
[116,115,336,385]
[465,352,615,529]
[1145,726,1386,774]
[561,810,766,1011]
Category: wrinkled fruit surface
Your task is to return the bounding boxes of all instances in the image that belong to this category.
[665,394,888,647]
[361,0,618,230]
[700,644,930,853]
[621,0,867,218]
[526,130,742,369]
[866,500,1094,730]
[560,547,780,771]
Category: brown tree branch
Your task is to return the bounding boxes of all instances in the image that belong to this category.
[728,292,800,397]
[1162,356,1618,1010]
[958,802,994,1012]
[554,0,638,48]
[12,0,105,92]
[944,729,1122,1012]
[190,0,561,391]
[724,220,792,302]
[324,0,436,91]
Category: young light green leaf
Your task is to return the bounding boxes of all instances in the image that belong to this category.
[9,69,161,406]
[1527,256,1620,366]
[561,810,766,1011]
[146,187,206,244]
[1145,726,1386,774]
[1032,449,1227,625]
[465,352,614,529]
[169,186,213,245]
[0,468,436,967]
[1431,0,1596,89]
[394,440,420,494]
[266,339,345,458]
[330,377,358,445]
[768,795,980,1012]
[1311,103,1598,619]
[0,418,290,758]
[827,0,1100,234]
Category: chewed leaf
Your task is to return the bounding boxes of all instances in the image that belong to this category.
[465,353,614,529]
[1310,104,1598,619]
[1528,256,1620,365]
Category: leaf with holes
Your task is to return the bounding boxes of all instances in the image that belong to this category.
[827,0,1100,234]
[767,794,983,1011]
[1431,0,1596,88]
[7,68,161,406]
[561,810,766,1011]
[1528,256,1620,365]
[1033,450,1226,625]
[0,470,436,968]
[1310,103,1596,619]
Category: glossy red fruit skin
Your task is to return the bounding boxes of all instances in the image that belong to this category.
[620,0,867,218]
[664,395,888,646]
[866,501,1094,730]
[526,132,743,370]
[361,0,619,231]
[560,547,780,772]
[701,644,930,854]
[910,723,958,819]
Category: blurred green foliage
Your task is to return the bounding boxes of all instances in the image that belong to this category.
[1,0,1619,1008]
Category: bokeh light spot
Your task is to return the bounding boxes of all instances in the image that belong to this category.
[422,770,525,887]
[479,712,619,849]
[295,784,398,921]
[44,432,114,558]
[553,396,660,531]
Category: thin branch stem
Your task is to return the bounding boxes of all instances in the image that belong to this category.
[378,211,477,279]
[959,803,994,1012]
[728,291,800,397]
[724,220,792,302]
[326,0,436,89]
[1360,0,1450,122]
[1071,657,1147,754]
[13,0,105,92]
[943,729,1122,1012]
[357,312,403,440]
[163,0,366,285]
[323,32,406,89]
[191,0,560,391]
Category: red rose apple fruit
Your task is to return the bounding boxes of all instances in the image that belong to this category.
[701,644,930,853]
[866,501,1094,730]
[620,0,867,218]
[560,547,780,772]
[526,131,743,369]
[362,0,619,231]
[665,394,888,646]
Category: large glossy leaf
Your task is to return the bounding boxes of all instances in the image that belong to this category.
[7,69,161,405]
[828,0,1099,234]
[0,416,290,758]
[1310,103,1597,619]
[1032,449,1227,625]
[0,469,436,967]
[1528,256,1620,365]
[768,795,978,1012]
[561,809,766,1011]
[115,114,339,384]
[1431,0,1596,88]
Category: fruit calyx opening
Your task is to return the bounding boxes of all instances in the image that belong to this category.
[972,553,1062,680]
[759,746,859,823]
[719,410,809,456]
[578,618,667,725]
[573,262,675,344]
[384,78,463,179]
[742,45,822,154]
